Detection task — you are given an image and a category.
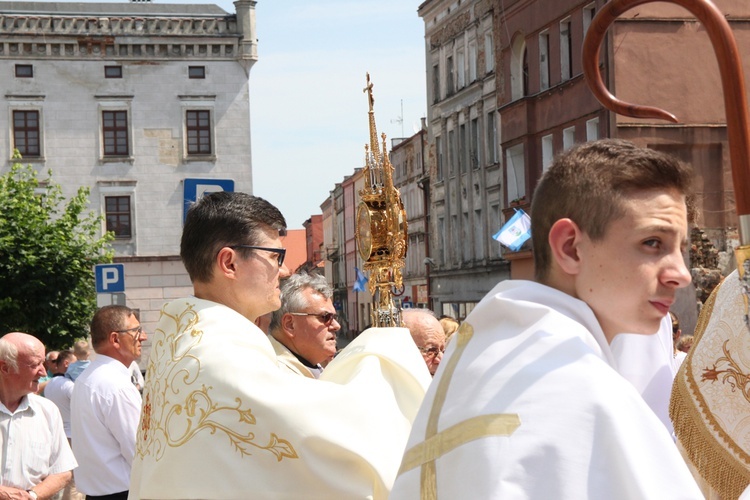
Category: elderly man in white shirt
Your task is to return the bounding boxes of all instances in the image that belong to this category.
[71,305,146,500]
[0,332,77,500]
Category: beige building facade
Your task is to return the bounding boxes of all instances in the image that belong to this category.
[419,0,509,320]
[0,1,258,357]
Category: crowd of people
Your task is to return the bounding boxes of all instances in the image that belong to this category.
[0,138,739,499]
[0,306,147,500]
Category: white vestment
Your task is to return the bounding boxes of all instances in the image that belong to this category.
[128,297,431,500]
[390,280,702,499]
[610,314,677,434]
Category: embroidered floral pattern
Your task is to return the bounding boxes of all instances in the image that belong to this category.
[135,302,298,462]
[702,339,750,404]
[141,393,151,441]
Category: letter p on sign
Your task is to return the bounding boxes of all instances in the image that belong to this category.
[95,264,125,293]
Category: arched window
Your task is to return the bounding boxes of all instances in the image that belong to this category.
[510,34,528,100]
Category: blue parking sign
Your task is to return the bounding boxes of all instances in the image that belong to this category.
[95,264,125,293]
[183,178,235,222]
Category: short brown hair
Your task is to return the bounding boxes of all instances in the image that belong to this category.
[181,192,287,283]
[56,350,75,365]
[90,305,136,350]
[531,139,693,281]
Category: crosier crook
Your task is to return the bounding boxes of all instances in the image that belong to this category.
[581,0,750,242]
[582,2,750,496]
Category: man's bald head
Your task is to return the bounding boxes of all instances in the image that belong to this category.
[0,332,44,372]
[0,332,47,411]
[402,310,446,376]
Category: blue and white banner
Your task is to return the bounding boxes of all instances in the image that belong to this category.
[353,267,369,292]
[493,209,532,251]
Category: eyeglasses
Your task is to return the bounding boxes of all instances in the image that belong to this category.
[288,311,339,326]
[115,325,144,340]
[228,245,286,267]
[417,346,445,359]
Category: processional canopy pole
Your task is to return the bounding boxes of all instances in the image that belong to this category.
[354,73,409,328]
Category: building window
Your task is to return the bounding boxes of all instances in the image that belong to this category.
[186,110,212,155]
[188,66,206,79]
[459,123,467,174]
[12,110,41,157]
[539,31,550,91]
[491,204,502,258]
[563,126,576,150]
[102,110,129,156]
[462,212,470,261]
[560,19,572,81]
[583,3,596,35]
[486,111,497,164]
[542,134,554,172]
[586,117,600,141]
[469,42,477,83]
[474,209,484,260]
[446,55,455,95]
[470,118,480,170]
[105,66,122,78]
[511,35,527,100]
[448,129,456,176]
[105,195,132,239]
[457,50,465,89]
[485,32,494,74]
[506,143,526,204]
[438,217,446,265]
[451,214,459,264]
[436,135,444,181]
[523,47,530,96]
[441,302,477,322]
[15,64,33,78]
[432,63,441,104]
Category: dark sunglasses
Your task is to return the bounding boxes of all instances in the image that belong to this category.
[228,245,286,267]
[288,311,339,326]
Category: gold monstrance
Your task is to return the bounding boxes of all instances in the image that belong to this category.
[354,73,408,328]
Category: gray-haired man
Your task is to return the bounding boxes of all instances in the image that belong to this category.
[268,272,340,378]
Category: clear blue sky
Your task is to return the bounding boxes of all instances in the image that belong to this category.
[247,1,427,229]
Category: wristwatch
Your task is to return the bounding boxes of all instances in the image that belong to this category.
[27,490,38,500]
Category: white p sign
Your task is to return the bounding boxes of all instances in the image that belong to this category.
[95,264,125,293]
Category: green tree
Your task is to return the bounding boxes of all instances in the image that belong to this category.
[0,158,114,349]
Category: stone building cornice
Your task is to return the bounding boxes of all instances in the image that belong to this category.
[0,12,239,39]
[0,3,257,63]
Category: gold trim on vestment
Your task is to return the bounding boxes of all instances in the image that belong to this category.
[424,322,474,438]
[136,303,299,463]
[396,322,523,500]
[400,413,522,473]
[670,277,750,499]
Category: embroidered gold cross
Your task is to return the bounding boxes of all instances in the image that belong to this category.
[396,322,522,500]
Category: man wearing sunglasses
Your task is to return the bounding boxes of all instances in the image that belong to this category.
[268,272,340,379]
[71,305,146,500]
[129,191,431,500]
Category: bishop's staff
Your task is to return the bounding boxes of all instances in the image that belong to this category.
[583,0,750,497]
[582,0,750,231]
